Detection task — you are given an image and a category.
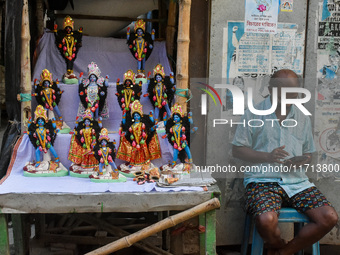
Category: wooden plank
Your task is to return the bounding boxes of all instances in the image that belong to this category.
[12,214,29,255]
[54,13,164,23]
[205,210,216,255]
[162,211,170,252]
[34,214,45,239]
[47,226,97,233]
[188,0,210,167]
[158,0,167,39]
[0,214,9,255]
[166,1,178,59]
[0,185,221,214]
[64,218,84,235]
[199,213,206,255]
[56,215,68,228]
[40,233,118,246]
[35,0,44,37]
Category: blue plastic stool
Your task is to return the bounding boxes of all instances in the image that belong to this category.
[241,208,320,255]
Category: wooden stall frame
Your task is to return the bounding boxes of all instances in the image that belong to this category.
[20,0,31,134]
[86,198,220,255]
[176,0,191,112]
[1,1,212,254]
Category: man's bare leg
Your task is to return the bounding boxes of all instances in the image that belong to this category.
[255,211,287,249]
[275,206,338,255]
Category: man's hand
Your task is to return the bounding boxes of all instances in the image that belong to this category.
[267,145,289,164]
[284,154,311,168]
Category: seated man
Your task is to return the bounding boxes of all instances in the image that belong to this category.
[232,69,338,255]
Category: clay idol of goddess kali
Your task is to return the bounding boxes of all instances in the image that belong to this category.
[24,105,68,177]
[116,100,161,178]
[54,15,83,84]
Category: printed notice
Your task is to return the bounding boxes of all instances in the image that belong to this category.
[245,0,279,34]
[222,22,304,80]
[314,1,340,179]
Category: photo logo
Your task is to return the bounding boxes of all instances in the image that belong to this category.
[214,85,312,116]
[196,82,222,115]
[196,82,312,128]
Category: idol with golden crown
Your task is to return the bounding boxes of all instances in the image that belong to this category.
[68,109,102,177]
[54,15,83,84]
[78,62,109,121]
[116,100,161,177]
[145,64,176,122]
[24,105,67,176]
[89,128,127,183]
[32,69,70,133]
[161,103,196,175]
[127,19,155,82]
[115,70,142,113]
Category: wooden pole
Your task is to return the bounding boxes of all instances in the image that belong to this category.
[77,214,171,255]
[85,198,220,255]
[36,0,44,37]
[20,0,31,133]
[176,0,191,112]
[166,0,178,59]
[158,0,167,39]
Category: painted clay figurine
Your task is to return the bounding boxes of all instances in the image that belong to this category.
[24,105,67,177]
[116,100,161,177]
[54,15,83,84]
[145,64,176,122]
[90,128,126,182]
[127,19,155,80]
[162,103,195,171]
[68,109,102,177]
[32,69,70,132]
[115,70,142,112]
[78,62,109,120]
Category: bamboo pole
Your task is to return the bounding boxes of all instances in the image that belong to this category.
[175,0,191,112]
[85,198,220,255]
[20,0,31,133]
[166,0,178,59]
[77,214,172,255]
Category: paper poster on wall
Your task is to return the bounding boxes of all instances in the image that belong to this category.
[315,103,340,158]
[280,0,293,12]
[222,21,304,81]
[220,21,304,116]
[314,100,340,180]
[314,2,340,178]
[245,0,279,34]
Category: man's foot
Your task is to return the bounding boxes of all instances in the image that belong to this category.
[265,238,287,250]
